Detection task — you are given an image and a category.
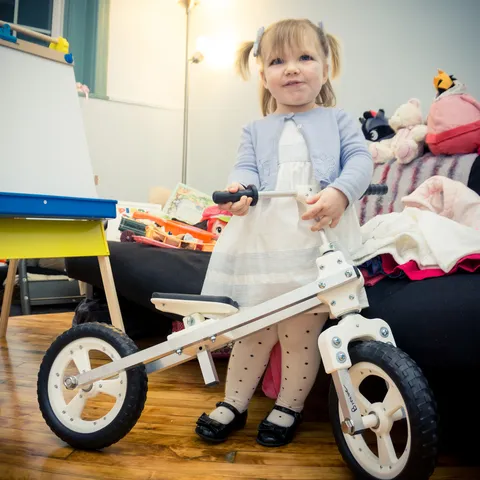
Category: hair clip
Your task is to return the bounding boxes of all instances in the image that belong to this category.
[253,26,264,57]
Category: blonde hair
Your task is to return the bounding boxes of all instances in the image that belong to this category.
[236,19,341,116]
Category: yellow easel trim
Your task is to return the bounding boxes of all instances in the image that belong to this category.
[0,219,110,259]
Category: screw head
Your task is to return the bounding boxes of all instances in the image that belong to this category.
[332,337,342,348]
[186,317,194,326]
[319,265,325,270]
[176,348,182,355]
[349,294,355,300]
[337,259,343,264]
[341,418,355,435]
[337,352,347,363]
[331,300,336,306]
[380,327,389,338]
[319,282,326,289]
[345,271,353,278]
[210,335,216,343]
[64,376,77,390]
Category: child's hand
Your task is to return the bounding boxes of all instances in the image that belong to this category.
[301,187,348,231]
[219,183,252,216]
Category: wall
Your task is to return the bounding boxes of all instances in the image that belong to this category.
[80,0,186,201]
[185,0,480,194]
[80,97,183,202]
[107,0,185,109]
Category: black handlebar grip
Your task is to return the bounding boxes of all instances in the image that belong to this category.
[363,184,388,197]
[212,184,259,206]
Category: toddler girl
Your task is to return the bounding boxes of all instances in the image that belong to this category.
[196,18,373,447]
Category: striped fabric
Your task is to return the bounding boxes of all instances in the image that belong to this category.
[357,153,478,225]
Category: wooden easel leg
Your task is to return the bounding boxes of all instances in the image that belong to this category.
[0,259,19,338]
[97,256,125,332]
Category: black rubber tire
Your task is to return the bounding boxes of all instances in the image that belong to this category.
[328,341,438,480]
[37,322,148,450]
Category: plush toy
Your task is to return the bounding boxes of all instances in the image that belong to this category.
[370,98,428,165]
[426,69,480,156]
[197,205,232,237]
[359,109,395,143]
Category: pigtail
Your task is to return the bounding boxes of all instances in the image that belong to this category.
[326,33,341,79]
[235,41,255,80]
[260,85,276,117]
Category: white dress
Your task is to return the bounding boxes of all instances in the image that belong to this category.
[201,119,364,308]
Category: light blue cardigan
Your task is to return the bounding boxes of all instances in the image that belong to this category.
[228,107,373,205]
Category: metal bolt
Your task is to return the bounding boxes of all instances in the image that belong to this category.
[329,243,334,249]
[319,282,326,289]
[120,380,123,385]
[54,385,58,389]
[337,352,347,363]
[349,295,355,300]
[104,417,107,421]
[64,376,78,390]
[79,345,83,350]
[380,327,389,338]
[99,384,102,388]
[345,271,353,278]
[319,265,324,270]
[94,421,97,425]
[332,337,342,348]
[176,348,182,355]
[56,373,60,377]
[210,335,216,343]
[341,418,355,435]
[337,259,343,264]
[186,316,195,326]
[331,300,336,306]
[62,410,66,414]
[70,418,74,422]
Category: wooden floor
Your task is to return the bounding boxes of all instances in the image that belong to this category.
[0,313,478,480]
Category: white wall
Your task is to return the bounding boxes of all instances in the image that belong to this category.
[107,0,186,109]
[79,0,186,202]
[80,97,183,202]
[185,0,480,194]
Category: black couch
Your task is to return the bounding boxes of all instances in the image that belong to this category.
[65,158,480,457]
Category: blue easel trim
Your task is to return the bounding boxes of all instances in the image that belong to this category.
[0,192,117,219]
[0,24,17,43]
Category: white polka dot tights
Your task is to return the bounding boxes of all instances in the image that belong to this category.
[209,313,328,427]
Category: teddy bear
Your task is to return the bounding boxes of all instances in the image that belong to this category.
[369,98,428,165]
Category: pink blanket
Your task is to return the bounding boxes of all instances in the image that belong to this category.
[401,175,480,230]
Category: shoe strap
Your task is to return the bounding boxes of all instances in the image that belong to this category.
[273,405,302,421]
[216,401,244,417]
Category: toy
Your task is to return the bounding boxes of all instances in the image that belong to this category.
[370,99,428,165]
[359,109,395,143]
[198,205,232,237]
[37,183,438,480]
[426,69,480,156]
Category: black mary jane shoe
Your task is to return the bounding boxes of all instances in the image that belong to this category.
[195,401,248,443]
[256,405,303,447]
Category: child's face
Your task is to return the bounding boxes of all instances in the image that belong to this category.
[261,41,328,114]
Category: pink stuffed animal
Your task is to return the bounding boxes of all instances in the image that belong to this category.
[370,98,428,164]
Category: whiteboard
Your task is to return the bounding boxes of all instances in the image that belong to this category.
[0,43,98,199]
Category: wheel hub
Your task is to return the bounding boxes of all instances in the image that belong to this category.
[370,402,393,436]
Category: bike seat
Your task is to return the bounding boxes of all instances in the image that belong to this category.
[151,293,239,317]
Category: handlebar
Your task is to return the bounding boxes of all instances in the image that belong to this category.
[212,184,388,205]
